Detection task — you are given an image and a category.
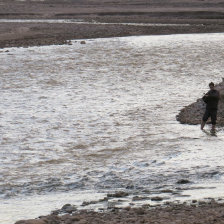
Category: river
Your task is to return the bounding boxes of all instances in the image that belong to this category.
[0,33,224,223]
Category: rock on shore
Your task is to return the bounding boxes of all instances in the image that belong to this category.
[176,79,224,126]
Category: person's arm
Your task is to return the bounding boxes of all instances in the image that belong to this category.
[202,92,209,103]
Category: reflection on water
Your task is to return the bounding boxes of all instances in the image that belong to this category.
[0,33,224,223]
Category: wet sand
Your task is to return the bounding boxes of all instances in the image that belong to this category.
[15,200,224,224]
[0,0,224,48]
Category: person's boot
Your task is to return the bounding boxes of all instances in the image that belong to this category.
[211,125,216,133]
[201,121,206,130]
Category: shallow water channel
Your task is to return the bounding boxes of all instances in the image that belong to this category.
[0,33,224,223]
[0,18,192,26]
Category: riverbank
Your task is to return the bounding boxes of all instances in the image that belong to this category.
[15,199,224,224]
[0,0,224,48]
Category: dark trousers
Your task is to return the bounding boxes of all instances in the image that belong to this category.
[202,109,217,125]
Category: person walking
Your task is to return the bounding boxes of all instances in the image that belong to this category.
[201,82,220,132]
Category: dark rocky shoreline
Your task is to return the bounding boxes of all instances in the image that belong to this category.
[1,22,224,49]
[15,199,224,224]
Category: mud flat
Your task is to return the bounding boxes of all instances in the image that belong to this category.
[0,0,224,48]
[15,199,224,224]
[177,79,224,126]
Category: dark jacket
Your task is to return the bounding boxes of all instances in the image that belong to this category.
[202,89,220,110]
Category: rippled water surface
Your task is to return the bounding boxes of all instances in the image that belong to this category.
[1,33,224,223]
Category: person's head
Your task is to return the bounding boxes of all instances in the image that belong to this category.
[209,82,215,90]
